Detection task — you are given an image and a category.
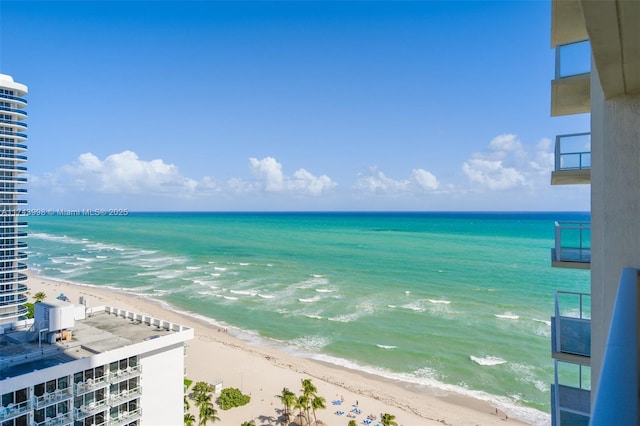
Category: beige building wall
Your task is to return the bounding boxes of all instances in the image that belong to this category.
[589,64,640,393]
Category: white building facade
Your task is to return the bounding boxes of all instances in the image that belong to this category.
[0,74,29,326]
[1,303,193,426]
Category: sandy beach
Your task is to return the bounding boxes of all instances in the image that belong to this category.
[26,273,530,426]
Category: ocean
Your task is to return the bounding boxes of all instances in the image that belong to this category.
[25,211,590,424]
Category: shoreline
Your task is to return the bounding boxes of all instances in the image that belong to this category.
[26,271,544,425]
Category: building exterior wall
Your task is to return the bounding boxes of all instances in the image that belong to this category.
[589,65,640,393]
[139,344,186,426]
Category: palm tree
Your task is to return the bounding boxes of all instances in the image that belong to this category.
[348,420,357,426]
[192,381,213,409]
[300,378,318,425]
[184,412,196,426]
[275,387,296,418]
[380,412,398,426]
[240,422,255,426]
[294,395,309,425]
[310,395,326,425]
[34,291,46,303]
[198,404,220,425]
[184,379,193,412]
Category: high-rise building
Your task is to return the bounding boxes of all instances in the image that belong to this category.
[1,303,194,426]
[549,1,640,424]
[0,74,29,325]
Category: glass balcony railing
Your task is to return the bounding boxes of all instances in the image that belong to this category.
[0,106,27,116]
[553,221,591,264]
[551,291,591,357]
[0,399,32,421]
[74,399,108,417]
[0,305,28,318]
[555,133,591,171]
[556,39,591,79]
[552,360,591,426]
[33,388,73,409]
[0,119,27,128]
[0,131,27,138]
[75,376,108,394]
[0,93,27,104]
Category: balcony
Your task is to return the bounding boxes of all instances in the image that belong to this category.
[551,133,591,185]
[108,407,142,426]
[551,40,591,117]
[0,305,28,319]
[74,399,108,418]
[552,221,591,269]
[0,119,27,129]
[34,388,73,409]
[75,376,108,395]
[108,365,142,384]
[108,387,141,406]
[34,412,73,426]
[0,400,31,421]
[551,360,591,426]
[552,291,591,364]
[551,0,588,48]
[0,106,27,118]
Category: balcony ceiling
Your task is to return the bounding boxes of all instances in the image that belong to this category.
[580,0,640,98]
[551,0,588,47]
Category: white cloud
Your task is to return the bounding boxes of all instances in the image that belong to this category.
[355,166,439,193]
[411,168,439,191]
[57,151,199,195]
[462,158,525,190]
[462,134,554,191]
[248,156,336,195]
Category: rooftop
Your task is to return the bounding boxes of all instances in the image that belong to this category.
[0,305,192,381]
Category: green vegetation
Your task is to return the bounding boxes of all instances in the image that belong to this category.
[190,381,219,425]
[25,302,34,319]
[184,379,194,412]
[218,388,250,410]
[184,413,195,426]
[275,387,296,421]
[380,412,398,426]
[34,291,47,303]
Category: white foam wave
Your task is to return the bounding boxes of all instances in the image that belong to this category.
[186,266,202,270]
[214,267,227,271]
[401,304,424,312]
[315,288,335,293]
[298,297,320,303]
[305,314,323,320]
[387,305,397,308]
[327,313,359,323]
[428,299,451,304]
[155,270,184,279]
[495,313,519,320]
[223,296,238,301]
[470,355,507,366]
[257,294,274,299]
[230,289,257,296]
[376,344,397,349]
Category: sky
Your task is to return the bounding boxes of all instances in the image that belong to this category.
[0,0,591,212]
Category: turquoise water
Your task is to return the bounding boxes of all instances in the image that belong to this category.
[26,212,590,424]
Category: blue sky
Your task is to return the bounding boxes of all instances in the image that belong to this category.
[1,0,590,211]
